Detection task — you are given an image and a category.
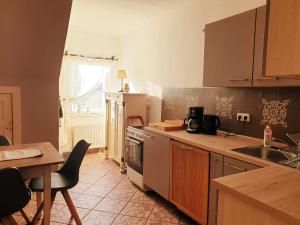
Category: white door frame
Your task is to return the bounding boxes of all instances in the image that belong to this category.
[0,86,21,144]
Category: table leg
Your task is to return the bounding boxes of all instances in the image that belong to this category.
[43,166,51,225]
[36,192,42,208]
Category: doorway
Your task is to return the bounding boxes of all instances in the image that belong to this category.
[0,86,21,144]
[0,93,13,142]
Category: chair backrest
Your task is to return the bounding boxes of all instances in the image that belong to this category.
[58,139,90,185]
[0,135,11,146]
[0,167,31,217]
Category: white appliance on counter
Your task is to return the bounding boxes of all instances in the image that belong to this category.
[105,92,147,166]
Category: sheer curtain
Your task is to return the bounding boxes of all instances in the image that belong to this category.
[59,55,113,151]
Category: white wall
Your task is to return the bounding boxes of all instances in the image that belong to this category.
[120,0,266,122]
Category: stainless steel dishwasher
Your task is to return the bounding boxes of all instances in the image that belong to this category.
[143,130,170,200]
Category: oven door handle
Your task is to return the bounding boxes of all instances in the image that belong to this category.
[126,137,143,145]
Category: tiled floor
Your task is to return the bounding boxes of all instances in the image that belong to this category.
[13,152,198,225]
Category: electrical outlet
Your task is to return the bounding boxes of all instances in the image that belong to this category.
[237,113,250,122]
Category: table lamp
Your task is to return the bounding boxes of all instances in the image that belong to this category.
[117,69,127,92]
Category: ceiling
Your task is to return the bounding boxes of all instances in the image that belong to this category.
[68,0,194,37]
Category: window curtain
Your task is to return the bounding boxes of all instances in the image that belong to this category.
[59,55,113,151]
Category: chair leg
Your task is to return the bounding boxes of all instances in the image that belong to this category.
[61,190,82,225]
[31,192,57,225]
[20,209,30,224]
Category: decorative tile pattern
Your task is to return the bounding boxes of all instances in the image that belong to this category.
[185,96,201,112]
[164,97,176,111]
[261,99,289,128]
[216,96,233,119]
[121,202,155,218]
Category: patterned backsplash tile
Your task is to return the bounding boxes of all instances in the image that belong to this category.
[162,87,300,142]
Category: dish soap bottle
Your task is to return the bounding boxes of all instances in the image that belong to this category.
[263,125,272,148]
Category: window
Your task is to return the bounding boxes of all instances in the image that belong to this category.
[70,62,110,113]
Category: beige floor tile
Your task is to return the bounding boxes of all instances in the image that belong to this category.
[96,175,124,187]
[112,215,147,225]
[149,204,180,224]
[82,210,117,225]
[50,203,89,224]
[146,220,178,225]
[130,190,157,205]
[94,198,128,214]
[69,183,92,194]
[106,187,136,201]
[84,184,114,197]
[120,202,154,219]
[73,194,103,209]
[54,192,80,205]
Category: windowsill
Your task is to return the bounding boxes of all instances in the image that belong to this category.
[69,112,104,118]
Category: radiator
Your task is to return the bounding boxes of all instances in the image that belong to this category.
[72,126,104,149]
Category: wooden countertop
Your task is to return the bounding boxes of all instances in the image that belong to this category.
[144,127,300,224]
[213,166,300,225]
[145,127,285,167]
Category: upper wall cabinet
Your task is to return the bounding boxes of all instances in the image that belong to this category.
[204,0,300,87]
[265,0,300,77]
[203,9,256,87]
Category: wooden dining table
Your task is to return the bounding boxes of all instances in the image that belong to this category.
[0,142,65,225]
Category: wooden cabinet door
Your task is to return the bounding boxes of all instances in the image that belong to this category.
[253,6,300,86]
[170,141,209,225]
[203,9,256,87]
[265,0,300,77]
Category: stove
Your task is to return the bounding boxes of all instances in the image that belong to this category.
[125,126,149,191]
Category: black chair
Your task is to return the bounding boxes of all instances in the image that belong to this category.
[29,140,90,225]
[0,167,31,225]
[0,135,11,146]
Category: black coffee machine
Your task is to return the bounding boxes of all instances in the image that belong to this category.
[184,107,204,133]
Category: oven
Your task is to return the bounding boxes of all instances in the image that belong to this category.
[126,136,143,174]
[125,126,149,191]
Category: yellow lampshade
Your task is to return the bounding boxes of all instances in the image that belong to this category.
[117,69,127,79]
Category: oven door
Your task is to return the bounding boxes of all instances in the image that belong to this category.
[126,137,143,174]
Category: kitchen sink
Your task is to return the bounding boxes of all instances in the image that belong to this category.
[232,146,299,167]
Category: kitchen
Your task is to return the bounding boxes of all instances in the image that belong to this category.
[1,0,300,225]
[107,0,300,225]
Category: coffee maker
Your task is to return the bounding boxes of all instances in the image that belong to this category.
[184,107,204,133]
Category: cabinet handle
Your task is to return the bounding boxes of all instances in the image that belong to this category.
[256,76,300,81]
[229,78,249,82]
[255,77,279,81]
[181,144,193,150]
[224,163,247,172]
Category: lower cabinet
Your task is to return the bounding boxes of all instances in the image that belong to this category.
[144,131,170,200]
[170,141,209,225]
[208,153,260,225]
